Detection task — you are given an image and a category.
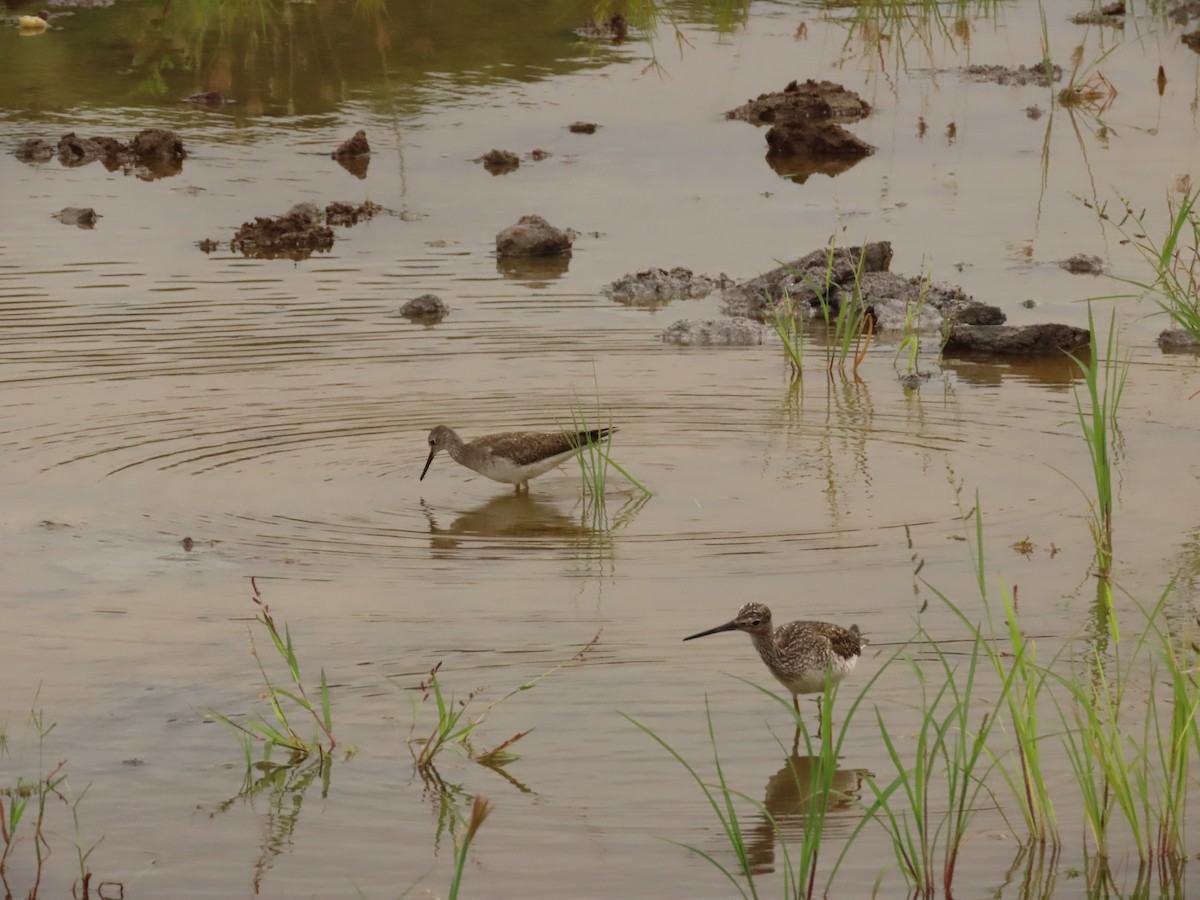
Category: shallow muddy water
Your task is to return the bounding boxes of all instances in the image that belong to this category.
[3,0,1200,897]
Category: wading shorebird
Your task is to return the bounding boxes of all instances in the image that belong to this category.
[420,425,615,493]
[683,602,865,714]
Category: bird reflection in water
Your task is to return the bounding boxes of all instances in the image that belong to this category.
[745,751,871,876]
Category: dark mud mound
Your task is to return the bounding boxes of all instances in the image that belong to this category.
[942,323,1091,356]
[15,129,187,179]
[726,80,874,181]
[228,201,381,260]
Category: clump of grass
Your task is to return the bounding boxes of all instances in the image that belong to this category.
[209,578,337,769]
[1098,188,1200,345]
[1064,306,1128,584]
[0,700,112,900]
[770,242,874,379]
[768,295,804,380]
[954,499,1061,848]
[894,268,932,377]
[862,613,1012,898]
[1051,583,1200,870]
[408,632,600,771]
[811,243,872,376]
[566,385,651,516]
[624,702,762,899]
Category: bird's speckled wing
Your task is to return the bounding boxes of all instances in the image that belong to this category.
[774,620,862,662]
[474,429,612,467]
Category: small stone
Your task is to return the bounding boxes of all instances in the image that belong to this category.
[662,317,766,346]
[400,294,449,323]
[53,207,99,228]
[1158,328,1200,351]
[495,214,574,257]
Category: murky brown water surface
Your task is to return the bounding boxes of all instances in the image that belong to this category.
[3,0,1200,896]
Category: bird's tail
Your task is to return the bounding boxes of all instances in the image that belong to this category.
[571,426,616,446]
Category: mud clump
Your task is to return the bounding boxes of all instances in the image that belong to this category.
[942,323,1091,356]
[324,200,382,227]
[477,149,520,174]
[227,201,380,260]
[1058,253,1105,275]
[575,14,628,42]
[726,80,874,179]
[963,62,1063,87]
[603,267,732,308]
[332,130,371,178]
[727,79,872,125]
[15,138,54,162]
[1071,2,1125,25]
[332,130,370,160]
[496,214,574,257]
[15,129,186,178]
[233,209,334,260]
[721,241,1003,332]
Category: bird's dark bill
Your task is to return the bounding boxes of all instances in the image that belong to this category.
[682,620,738,641]
[420,449,436,481]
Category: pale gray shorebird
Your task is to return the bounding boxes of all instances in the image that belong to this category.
[683,602,865,715]
[420,425,615,493]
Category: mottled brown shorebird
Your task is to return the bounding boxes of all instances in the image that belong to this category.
[420,425,615,493]
[683,602,865,714]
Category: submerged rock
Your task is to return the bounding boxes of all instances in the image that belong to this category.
[575,14,628,42]
[400,294,449,323]
[477,149,520,174]
[603,267,731,307]
[1058,253,1105,275]
[1071,4,1125,25]
[53,207,99,228]
[722,242,893,318]
[14,137,53,162]
[184,91,234,105]
[942,323,1090,356]
[963,62,1063,87]
[496,214,574,257]
[662,317,766,346]
[1158,328,1200,351]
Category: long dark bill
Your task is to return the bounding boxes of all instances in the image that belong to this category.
[682,620,738,642]
[419,449,437,481]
